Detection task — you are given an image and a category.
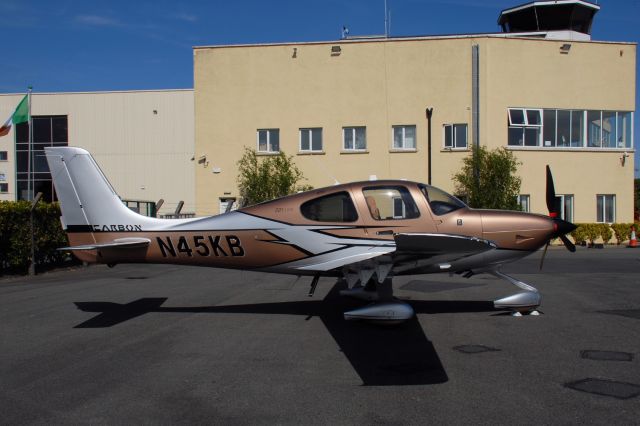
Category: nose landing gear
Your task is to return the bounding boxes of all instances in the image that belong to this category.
[490,269,542,316]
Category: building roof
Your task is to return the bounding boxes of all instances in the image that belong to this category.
[193,32,634,51]
[0,88,193,97]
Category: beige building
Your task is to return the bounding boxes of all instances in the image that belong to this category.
[194,1,635,223]
[0,90,195,216]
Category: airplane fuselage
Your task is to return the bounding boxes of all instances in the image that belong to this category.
[63,180,555,276]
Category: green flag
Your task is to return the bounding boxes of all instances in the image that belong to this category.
[0,94,29,137]
[12,94,29,124]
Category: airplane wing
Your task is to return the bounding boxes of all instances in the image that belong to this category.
[394,233,496,255]
[59,237,151,251]
[392,233,496,268]
[289,233,494,273]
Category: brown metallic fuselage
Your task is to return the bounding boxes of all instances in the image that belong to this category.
[65,180,556,275]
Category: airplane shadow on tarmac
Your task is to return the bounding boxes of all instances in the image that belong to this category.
[73,281,498,386]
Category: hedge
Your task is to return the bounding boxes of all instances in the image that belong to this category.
[570,222,638,246]
[0,201,71,275]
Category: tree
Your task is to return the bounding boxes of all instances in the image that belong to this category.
[237,148,311,207]
[453,145,522,210]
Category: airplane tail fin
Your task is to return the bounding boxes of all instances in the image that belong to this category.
[44,147,152,231]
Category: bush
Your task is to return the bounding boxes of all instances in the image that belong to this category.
[0,201,70,275]
[611,223,632,244]
[598,223,613,244]
[571,224,588,245]
[570,223,635,246]
[571,223,599,246]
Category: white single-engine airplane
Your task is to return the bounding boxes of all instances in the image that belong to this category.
[45,147,575,323]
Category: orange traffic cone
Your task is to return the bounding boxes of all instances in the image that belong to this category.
[629,226,638,248]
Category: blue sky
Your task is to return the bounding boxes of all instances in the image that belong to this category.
[1,0,638,172]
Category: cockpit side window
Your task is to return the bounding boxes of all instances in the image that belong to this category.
[300,191,358,222]
[362,186,420,220]
[419,184,467,216]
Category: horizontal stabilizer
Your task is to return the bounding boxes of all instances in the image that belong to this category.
[59,237,151,251]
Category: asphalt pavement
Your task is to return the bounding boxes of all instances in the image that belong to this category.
[1,246,639,425]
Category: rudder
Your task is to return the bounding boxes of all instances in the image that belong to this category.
[44,147,150,231]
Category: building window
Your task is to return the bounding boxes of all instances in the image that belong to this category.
[15,115,68,202]
[510,108,633,149]
[617,112,633,148]
[558,194,574,222]
[257,129,279,153]
[596,194,615,223]
[0,151,7,161]
[300,128,323,152]
[444,124,468,149]
[343,127,366,151]
[556,110,577,147]
[542,109,556,147]
[588,111,630,148]
[517,194,530,212]
[508,108,542,146]
[392,125,416,150]
[0,183,7,193]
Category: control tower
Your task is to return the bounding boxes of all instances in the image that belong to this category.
[498,0,600,40]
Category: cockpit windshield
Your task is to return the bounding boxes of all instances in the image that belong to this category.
[419,184,467,216]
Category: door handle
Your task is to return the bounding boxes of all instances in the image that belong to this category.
[376,230,394,235]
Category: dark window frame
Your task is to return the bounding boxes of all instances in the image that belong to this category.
[299,128,323,152]
[257,128,280,153]
[443,123,468,149]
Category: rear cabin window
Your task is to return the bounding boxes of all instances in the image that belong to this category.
[300,191,358,222]
[362,186,420,220]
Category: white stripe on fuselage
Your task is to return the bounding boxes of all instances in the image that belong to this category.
[145,211,396,271]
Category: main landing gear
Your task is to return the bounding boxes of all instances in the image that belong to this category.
[329,257,415,324]
[340,278,414,324]
[308,262,543,323]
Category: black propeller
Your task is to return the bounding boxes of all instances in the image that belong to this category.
[540,166,577,269]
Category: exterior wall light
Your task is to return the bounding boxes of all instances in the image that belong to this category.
[331,46,341,56]
[197,155,209,167]
[560,44,571,54]
[621,152,629,166]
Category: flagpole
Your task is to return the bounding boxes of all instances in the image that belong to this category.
[27,86,32,201]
